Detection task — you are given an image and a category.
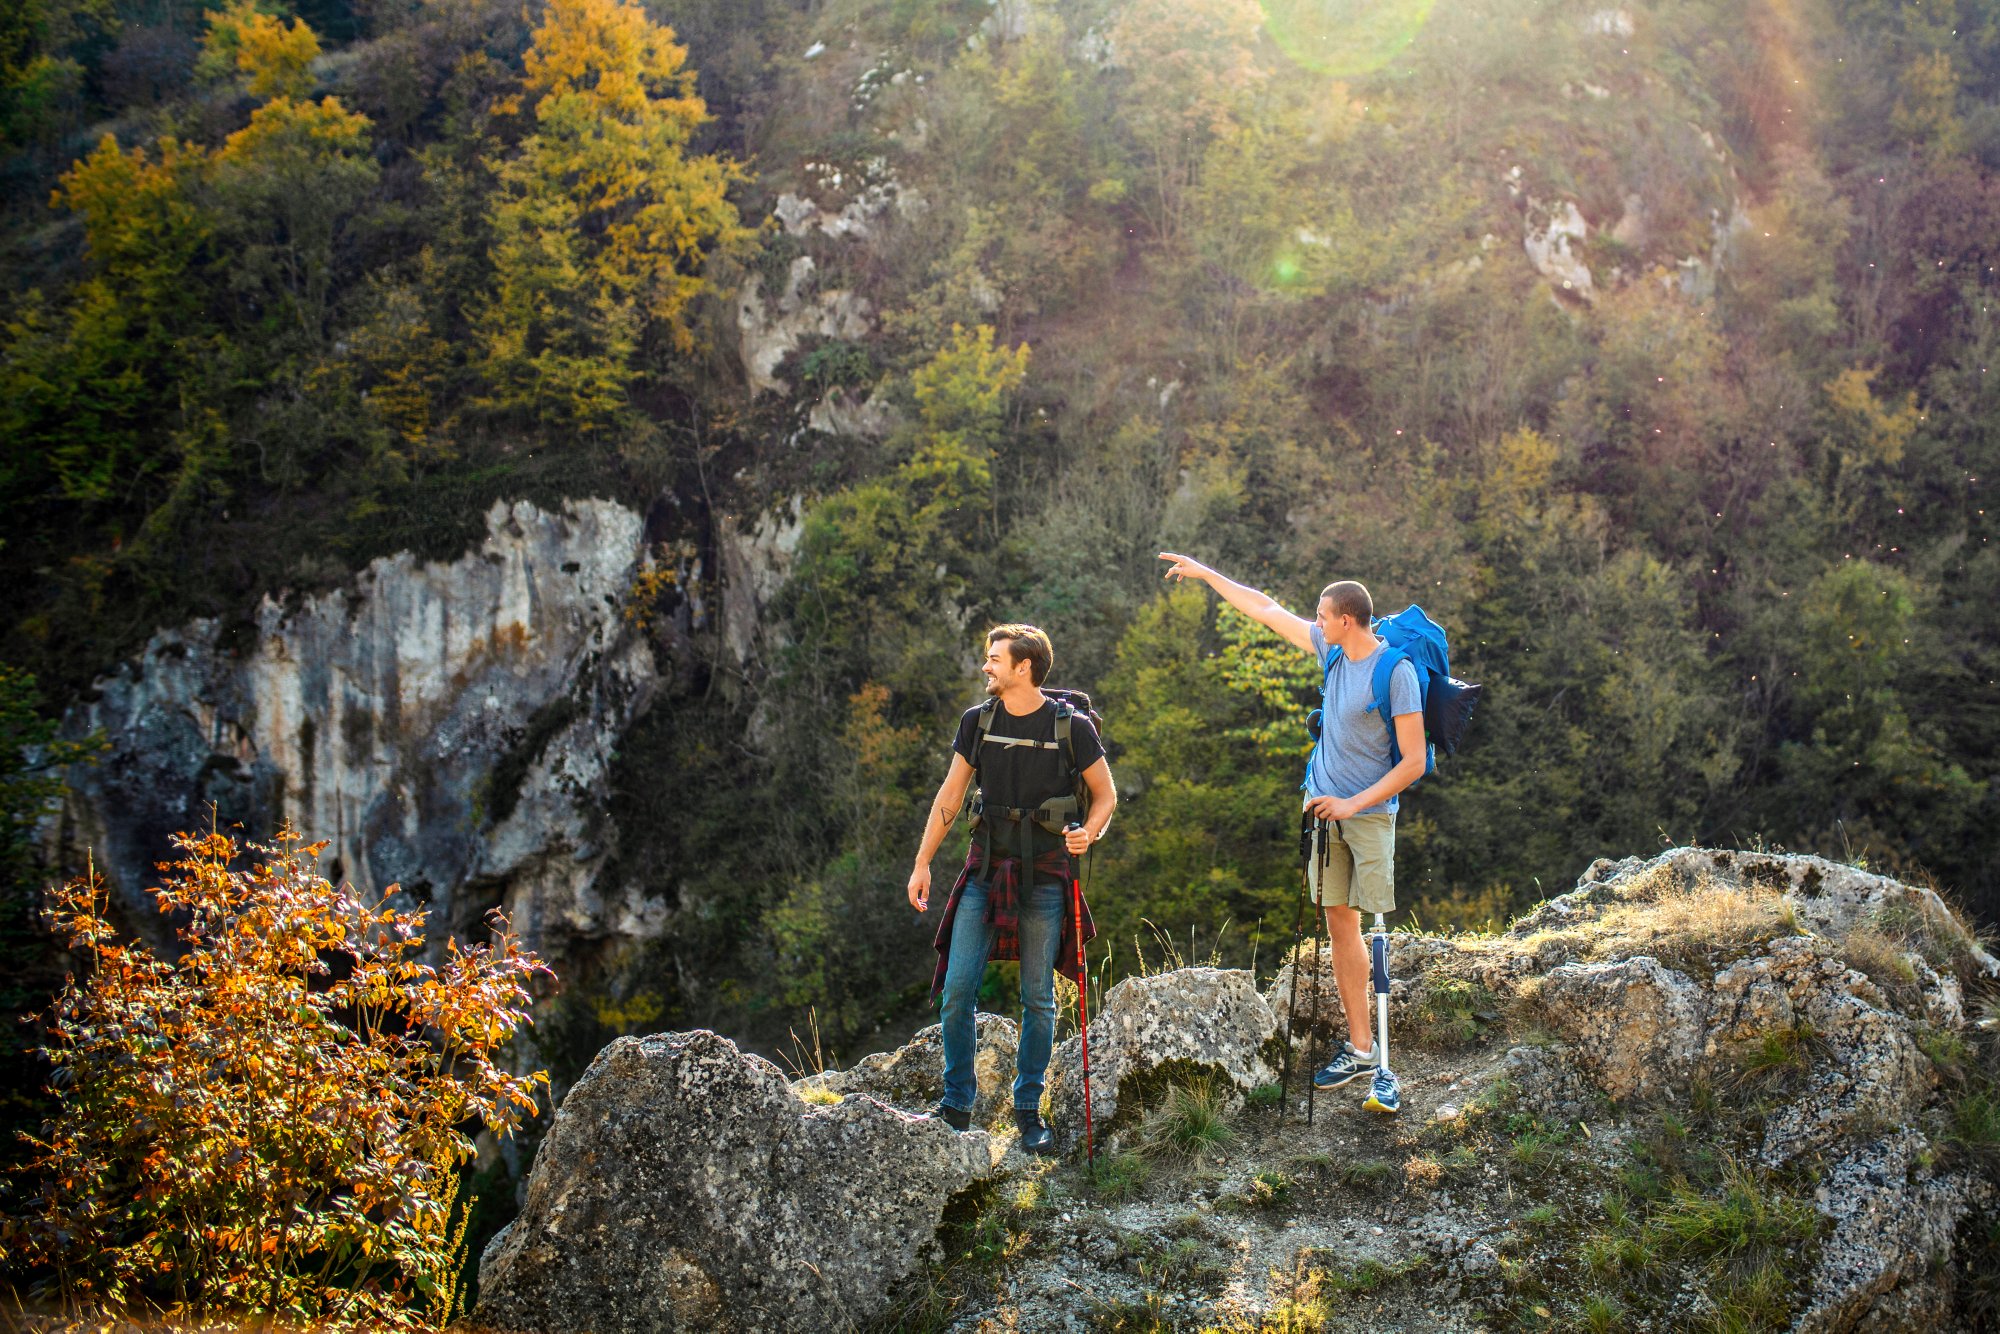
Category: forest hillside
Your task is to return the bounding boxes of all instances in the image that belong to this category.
[1,0,1997,1120]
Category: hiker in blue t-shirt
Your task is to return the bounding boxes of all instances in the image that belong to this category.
[1157,554,1427,1097]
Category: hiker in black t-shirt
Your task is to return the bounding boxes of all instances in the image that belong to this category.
[907,624,1116,1154]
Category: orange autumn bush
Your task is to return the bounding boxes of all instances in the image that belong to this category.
[3,828,552,1328]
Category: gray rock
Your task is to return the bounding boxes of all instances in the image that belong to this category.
[54,498,658,971]
[1262,940,1341,1047]
[1562,847,1997,983]
[1705,937,1934,1166]
[798,1012,1020,1129]
[736,256,873,395]
[1261,931,1500,1055]
[1497,1044,1595,1126]
[1046,967,1278,1154]
[1795,1130,1988,1332]
[1538,955,1705,1103]
[474,1029,997,1333]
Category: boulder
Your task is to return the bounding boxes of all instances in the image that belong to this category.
[797,1013,1020,1129]
[1262,940,1340,1047]
[1795,1130,1988,1332]
[1705,937,1934,1165]
[1537,955,1705,1103]
[1046,967,1278,1154]
[474,1030,997,1333]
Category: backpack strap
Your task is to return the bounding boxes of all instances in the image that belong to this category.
[1052,697,1076,785]
[1371,649,1405,768]
[969,698,998,880]
[1368,649,1406,729]
[966,695,1083,882]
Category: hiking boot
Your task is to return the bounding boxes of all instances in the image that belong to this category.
[1310,1041,1380,1089]
[1362,1069,1402,1115]
[1013,1107,1055,1156]
[931,1102,972,1133]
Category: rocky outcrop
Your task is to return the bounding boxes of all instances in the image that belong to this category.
[56,498,661,965]
[465,849,1992,1331]
[1537,955,1705,1103]
[797,1012,1021,1129]
[1706,936,1934,1165]
[736,254,873,395]
[714,500,805,669]
[473,1030,997,1334]
[1046,967,1279,1153]
[1521,198,1595,302]
[1800,1130,1988,1333]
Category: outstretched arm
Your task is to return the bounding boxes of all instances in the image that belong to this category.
[1158,553,1316,655]
[908,753,975,911]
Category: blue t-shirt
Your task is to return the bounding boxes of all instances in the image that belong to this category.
[1303,625,1422,813]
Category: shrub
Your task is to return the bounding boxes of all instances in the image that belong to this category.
[3,828,552,1328]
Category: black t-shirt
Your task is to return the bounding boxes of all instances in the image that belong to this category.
[953,697,1106,859]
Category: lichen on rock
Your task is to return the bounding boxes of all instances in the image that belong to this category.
[797,1012,1020,1129]
[473,1029,999,1334]
[1046,966,1278,1155]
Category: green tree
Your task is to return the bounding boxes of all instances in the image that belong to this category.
[1769,560,1984,874]
[2,133,214,506]
[1092,586,1299,970]
[212,92,380,342]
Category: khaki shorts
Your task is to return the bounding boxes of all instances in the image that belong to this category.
[1303,800,1397,915]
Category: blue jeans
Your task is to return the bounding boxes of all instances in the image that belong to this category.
[939,876,1066,1114]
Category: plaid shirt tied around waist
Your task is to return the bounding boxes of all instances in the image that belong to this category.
[929,841,1097,999]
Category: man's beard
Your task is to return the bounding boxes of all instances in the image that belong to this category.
[981,675,1002,696]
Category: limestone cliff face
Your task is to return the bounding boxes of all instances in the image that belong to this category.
[56,498,663,968]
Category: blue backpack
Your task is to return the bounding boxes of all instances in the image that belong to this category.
[1309,606,1482,787]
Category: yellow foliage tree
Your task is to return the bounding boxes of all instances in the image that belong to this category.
[1825,366,1918,469]
[478,0,746,428]
[198,0,319,101]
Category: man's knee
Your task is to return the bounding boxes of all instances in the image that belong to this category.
[1322,904,1362,939]
[1019,965,1058,1018]
[940,965,982,1017]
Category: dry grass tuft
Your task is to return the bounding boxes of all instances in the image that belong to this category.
[1581,877,1799,972]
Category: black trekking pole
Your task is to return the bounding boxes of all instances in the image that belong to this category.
[1305,818,1328,1128]
[1280,810,1312,1125]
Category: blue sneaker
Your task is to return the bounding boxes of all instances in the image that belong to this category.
[1311,1042,1379,1089]
[1362,1069,1401,1115]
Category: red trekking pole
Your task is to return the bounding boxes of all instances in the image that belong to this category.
[1067,823,1095,1166]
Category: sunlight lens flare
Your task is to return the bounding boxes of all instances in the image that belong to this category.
[1260,0,1435,77]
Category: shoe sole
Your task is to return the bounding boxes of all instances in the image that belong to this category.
[1311,1068,1376,1090]
[1362,1095,1400,1114]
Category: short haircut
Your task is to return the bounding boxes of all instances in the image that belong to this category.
[987,623,1053,686]
[1318,581,1374,625]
